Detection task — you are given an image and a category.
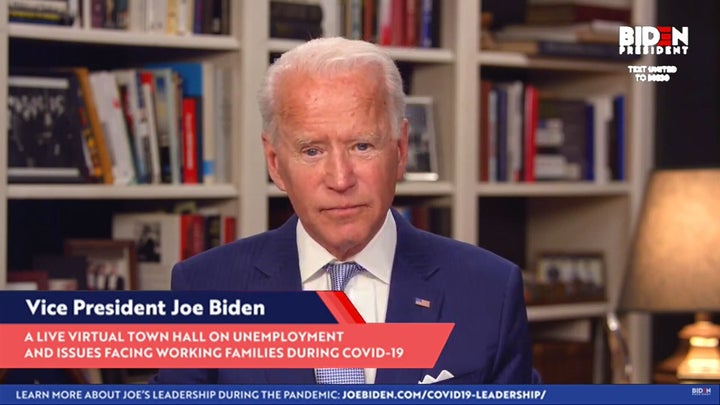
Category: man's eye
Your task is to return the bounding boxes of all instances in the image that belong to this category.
[356,143,371,151]
[303,148,320,157]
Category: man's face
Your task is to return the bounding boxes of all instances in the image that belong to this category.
[263,66,408,260]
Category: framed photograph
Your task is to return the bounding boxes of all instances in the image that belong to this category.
[64,239,138,291]
[533,252,606,303]
[403,96,439,181]
[7,270,49,290]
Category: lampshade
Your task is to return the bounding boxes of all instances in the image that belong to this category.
[620,168,720,312]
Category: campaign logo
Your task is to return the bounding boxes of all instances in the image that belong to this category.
[622,26,687,82]
[691,387,712,396]
[619,26,689,56]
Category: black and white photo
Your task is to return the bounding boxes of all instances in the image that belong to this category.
[403,96,439,181]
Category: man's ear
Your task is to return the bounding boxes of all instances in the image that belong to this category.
[396,118,409,181]
[262,133,286,191]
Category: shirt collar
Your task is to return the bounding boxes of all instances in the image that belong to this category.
[297,210,396,284]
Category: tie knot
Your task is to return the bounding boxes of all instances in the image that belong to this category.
[325,262,364,291]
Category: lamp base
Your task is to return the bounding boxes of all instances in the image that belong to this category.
[675,314,720,382]
[653,313,720,384]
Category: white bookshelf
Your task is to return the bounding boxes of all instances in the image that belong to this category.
[7,184,238,200]
[476,182,631,197]
[9,23,240,49]
[527,302,610,322]
[479,51,628,72]
[0,0,655,382]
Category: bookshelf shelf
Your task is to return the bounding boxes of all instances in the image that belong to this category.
[527,302,609,322]
[9,23,240,50]
[476,182,631,197]
[7,184,239,200]
[478,51,628,72]
[269,39,454,63]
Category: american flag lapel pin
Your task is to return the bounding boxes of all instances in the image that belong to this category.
[415,297,431,308]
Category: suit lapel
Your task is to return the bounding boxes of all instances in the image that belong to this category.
[249,216,303,291]
[251,217,316,384]
[252,213,444,385]
[376,211,443,385]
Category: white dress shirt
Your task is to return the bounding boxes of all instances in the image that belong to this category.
[297,210,396,384]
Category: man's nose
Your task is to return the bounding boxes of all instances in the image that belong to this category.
[324,152,357,191]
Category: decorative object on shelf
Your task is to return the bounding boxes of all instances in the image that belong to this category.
[7,73,89,183]
[64,239,138,291]
[621,168,720,383]
[528,252,606,305]
[403,96,439,181]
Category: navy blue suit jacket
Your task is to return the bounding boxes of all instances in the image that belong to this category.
[152,210,532,384]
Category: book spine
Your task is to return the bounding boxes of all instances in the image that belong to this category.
[377,0,392,46]
[390,0,405,46]
[613,95,625,181]
[363,0,376,42]
[270,1,324,22]
[222,216,237,244]
[523,85,538,182]
[181,98,199,184]
[494,86,508,182]
[73,68,114,184]
[418,0,433,48]
[479,80,492,182]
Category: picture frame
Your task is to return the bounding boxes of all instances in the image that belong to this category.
[64,239,138,291]
[532,252,606,304]
[403,96,439,181]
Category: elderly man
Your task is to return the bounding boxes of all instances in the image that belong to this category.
[153,37,532,385]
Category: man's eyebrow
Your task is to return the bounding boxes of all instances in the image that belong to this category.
[292,137,321,148]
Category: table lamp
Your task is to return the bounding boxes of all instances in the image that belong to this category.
[620,168,720,382]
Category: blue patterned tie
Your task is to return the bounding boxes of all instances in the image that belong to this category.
[315,262,366,384]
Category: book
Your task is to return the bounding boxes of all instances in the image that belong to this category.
[523,85,538,182]
[181,98,199,184]
[147,61,222,184]
[270,1,323,22]
[146,68,182,184]
[493,21,623,44]
[525,3,631,25]
[138,71,163,184]
[537,98,591,181]
[270,19,323,39]
[69,67,114,184]
[89,71,137,185]
[479,80,492,182]
[114,70,150,184]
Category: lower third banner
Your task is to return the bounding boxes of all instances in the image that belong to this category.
[0,384,718,404]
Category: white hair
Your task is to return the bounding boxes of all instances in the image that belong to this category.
[257,37,405,142]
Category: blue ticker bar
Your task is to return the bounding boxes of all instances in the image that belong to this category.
[0,384,718,405]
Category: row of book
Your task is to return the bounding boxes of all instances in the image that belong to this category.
[340,0,440,48]
[482,0,637,60]
[7,62,232,185]
[393,205,451,237]
[9,0,230,36]
[479,80,625,183]
[113,210,237,290]
[268,0,440,48]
